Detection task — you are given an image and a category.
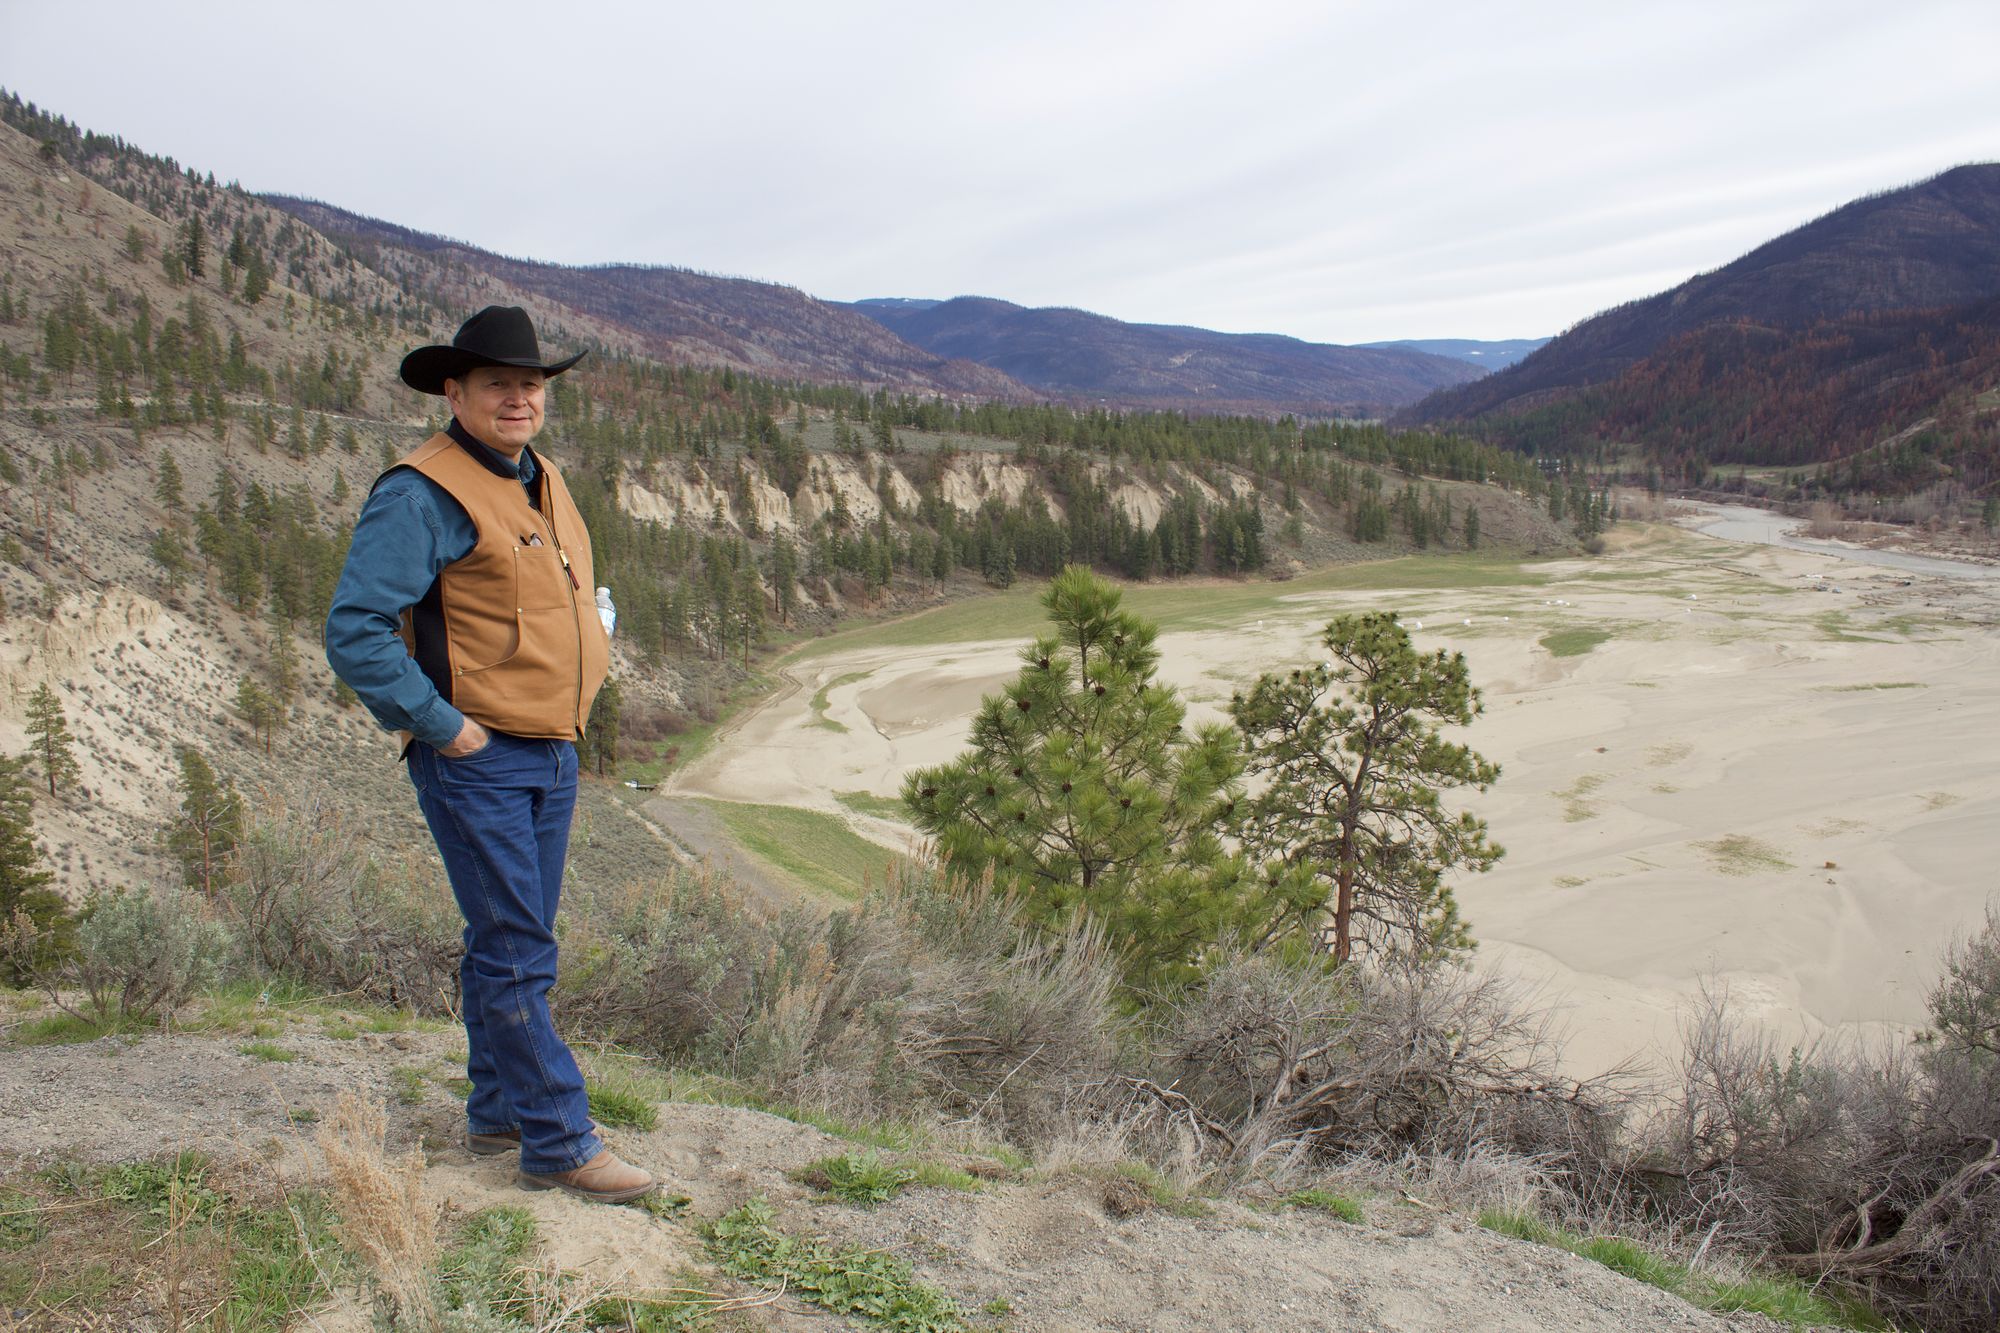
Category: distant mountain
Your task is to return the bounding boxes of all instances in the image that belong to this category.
[842,296,1480,417]
[849,298,944,314]
[1359,338,1548,370]
[1407,163,2000,426]
[262,197,1028,400]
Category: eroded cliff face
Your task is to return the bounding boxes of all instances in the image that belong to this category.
[614,450,1230,535]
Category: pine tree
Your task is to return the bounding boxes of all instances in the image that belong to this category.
[241,251,269,305]
[234,677,279,754]
[180,214,206,279]
[155,450,184,512]
[24,683,80,796]
[732,562,765,667]
[766,532,799,623]
[1229,612,1503,966]
[902,567,1247,990]
[581,676,622,777]
[149,527,190,596]
[265,611,300,704]
[167,745,239,898]
[0,754,67,982]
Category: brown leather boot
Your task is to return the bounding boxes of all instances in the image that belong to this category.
[466,1129,521,1157]
[518,1148,657,1204]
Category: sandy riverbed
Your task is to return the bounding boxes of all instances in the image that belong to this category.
[673,521,2000,1075]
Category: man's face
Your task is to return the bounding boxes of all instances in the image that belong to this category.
[444,366,547,457]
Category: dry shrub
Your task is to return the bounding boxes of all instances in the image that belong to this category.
[1930,901,2000,1058]
[734,866,1126,1136]
[59,882,229,1022]
[1316,1141,1559,1218]
[1144,953,1618,1184]
[619,701,687,743]
[224,791,461,1012]
[1029,1111,1141,1177]
[551,864,802,1060]
[317,1092,439,1330]
[1804,500,1850,539]
[1637,921,2000,1333]
[1634,982,1874,1250]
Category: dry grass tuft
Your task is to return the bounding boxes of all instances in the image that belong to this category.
[1099,1173,1154,1218]
[1028,1113,1138,1176]
[316,1092,439,1330]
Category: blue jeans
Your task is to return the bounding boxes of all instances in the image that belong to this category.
[407,733,599,1174]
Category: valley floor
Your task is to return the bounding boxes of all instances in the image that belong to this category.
[671,521,2000,1076]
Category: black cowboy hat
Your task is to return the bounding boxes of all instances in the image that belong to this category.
[398,305,587,395]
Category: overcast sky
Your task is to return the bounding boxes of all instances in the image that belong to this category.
[5,1,1997,343]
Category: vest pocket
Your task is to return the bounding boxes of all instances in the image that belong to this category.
[516,546,571,612]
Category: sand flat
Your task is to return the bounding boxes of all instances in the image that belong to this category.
[674,522,2000,1073]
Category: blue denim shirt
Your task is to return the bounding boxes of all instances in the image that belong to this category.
[324,421,540,747]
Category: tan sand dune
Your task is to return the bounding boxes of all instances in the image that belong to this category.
[675,523,2000,1075]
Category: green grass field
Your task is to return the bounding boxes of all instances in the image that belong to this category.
[834,790,908,820]
[808,671,872,732]
[1541,627,1613,657]
[697,800,907,900]
[789,555,1555,662]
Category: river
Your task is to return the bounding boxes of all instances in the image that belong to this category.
[1685,502,2000,581]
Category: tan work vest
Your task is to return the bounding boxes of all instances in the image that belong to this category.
[390,432,610,742]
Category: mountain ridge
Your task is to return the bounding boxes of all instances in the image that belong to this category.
[1360,337,1549,369]
[842,294,1481,417]
[1406,162,2000,425]
[262,193,1032,401]
[1400,162,2000,499]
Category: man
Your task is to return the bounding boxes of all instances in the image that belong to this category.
[325,305,653,1203]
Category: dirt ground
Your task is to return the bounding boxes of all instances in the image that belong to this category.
[0,1023,1806,1333]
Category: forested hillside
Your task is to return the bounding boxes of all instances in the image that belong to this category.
[263,195,1028,400]
[843,294,1480,415]
[1358,337,1548,370]
[1402,164,2000,508]
[1473,301,2000,494]
[1409,164,2000,422]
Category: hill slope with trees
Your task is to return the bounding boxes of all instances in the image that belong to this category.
[845,294,1481,416]
[1403,164,2000,505]
[262,195,1031,400]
